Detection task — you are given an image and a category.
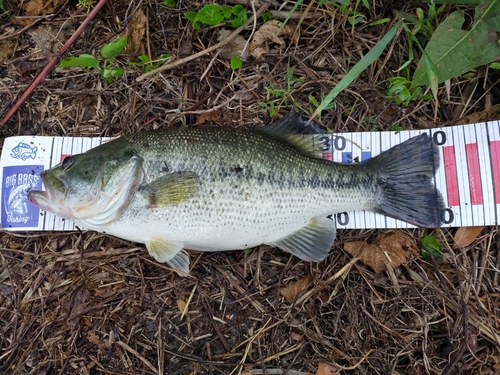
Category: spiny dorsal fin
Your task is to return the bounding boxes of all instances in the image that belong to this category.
[258,111,326,158]
[140,171,198,208]
[267,216,336,262]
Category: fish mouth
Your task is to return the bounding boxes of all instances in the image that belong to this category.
[27,171,66,212]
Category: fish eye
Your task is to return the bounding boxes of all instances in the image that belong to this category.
[61,156,74,170]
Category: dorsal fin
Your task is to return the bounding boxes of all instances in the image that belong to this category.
[258,111,326,158]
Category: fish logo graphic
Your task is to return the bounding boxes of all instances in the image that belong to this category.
[10,142,38,161]
[2,165,44,228]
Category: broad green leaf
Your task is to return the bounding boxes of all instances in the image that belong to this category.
[230,55,243,70]
[198,4,224,25]
[101,67,124,83]
[59,54,99,68]
[261,10,274,22]
[421,235,443,259]
[221,5,232,19]
[101,37,128,59]
[164,0,175,7]
[184,11,198,22]
[412,1,500,87]
[137,54,150,63]
[231,4,248,27]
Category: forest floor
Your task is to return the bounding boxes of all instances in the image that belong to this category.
[1,0,500,374]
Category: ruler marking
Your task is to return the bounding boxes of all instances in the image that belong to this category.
[466,143,482,204]
[443,145,459,207]
[478,123,495,225]
[465,125,482,225]
[490,141,500,204]
[4,124,500,231]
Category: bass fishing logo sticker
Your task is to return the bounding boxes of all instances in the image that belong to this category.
[2,165,44,228]
[10,142,38,161]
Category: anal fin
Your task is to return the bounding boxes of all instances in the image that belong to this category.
[146,238,191,276]
[267,216,336,262]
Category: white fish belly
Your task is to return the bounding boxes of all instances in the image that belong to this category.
[98,182,373,252]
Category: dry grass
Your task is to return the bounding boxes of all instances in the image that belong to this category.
[1,0,500,374]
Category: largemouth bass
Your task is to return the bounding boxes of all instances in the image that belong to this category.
[28,112,443,275]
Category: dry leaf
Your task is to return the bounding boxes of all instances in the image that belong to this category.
[218,29,250,61]
[124,8,147,54]
[249,20,298,60]
[0,40,14,65]
[453,104,500,125]
[344,233,418,274]
[316,362,338,375]
[15,0,66,25]
[280,274,313,303]
[177,299,187,313]
[454,226,484,248]
[195,110,222,125]
[23,0,65,16]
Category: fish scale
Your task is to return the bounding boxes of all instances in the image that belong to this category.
[28,112,443,275]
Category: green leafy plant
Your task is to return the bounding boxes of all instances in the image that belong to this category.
[132,53,171,73]
[399,2,445,39]
[163,0,175,7]
[412,0,500,87]
[184,4,248,29]
[258,66,305,117]
[387,75,432,106]
[59,37,127,83]
[261,10,274,22]
[76,0,94,11]
[421,234,443,259]
[230,55,243,70]
[308,93,335,122]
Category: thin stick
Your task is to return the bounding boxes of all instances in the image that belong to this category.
[0,0,108,127]
[136,3,269,82]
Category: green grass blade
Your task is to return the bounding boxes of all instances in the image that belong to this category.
[311,22,401,120]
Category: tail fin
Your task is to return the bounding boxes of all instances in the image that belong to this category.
[366,133,443,227]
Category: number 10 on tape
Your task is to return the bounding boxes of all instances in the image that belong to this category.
[316,120,500,229]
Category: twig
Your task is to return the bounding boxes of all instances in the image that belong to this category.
[136,4,269,82]
[0,0,109,127]
[116,341,159,374]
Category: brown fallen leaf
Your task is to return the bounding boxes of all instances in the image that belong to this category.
[218,29,250,61]
[24,0,65,16]
[123,8,147,54]
[195,110,222,125]
[316,362,338,375]
[280,274,313,303]
[15,0,66,25]
[249,20,298,60]
[454,226,485,248]
[0,40,14,65]
[344,233,418,274]
[177,299,187,313]
[453,104,500,125]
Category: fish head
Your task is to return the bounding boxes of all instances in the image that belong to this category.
[28,139,143,220]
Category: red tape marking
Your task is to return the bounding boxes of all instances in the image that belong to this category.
[443,146,459,206]
[465,143,482,205]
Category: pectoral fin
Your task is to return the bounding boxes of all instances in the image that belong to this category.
[146,238,191,276]
[267,216,336,262]
[140,171,198,208]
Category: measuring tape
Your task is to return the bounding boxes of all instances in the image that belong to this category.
[1,120,499,231]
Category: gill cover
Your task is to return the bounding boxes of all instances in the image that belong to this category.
[28,137,143,225]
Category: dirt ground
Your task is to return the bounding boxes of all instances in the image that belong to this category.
[1,0,500,374]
